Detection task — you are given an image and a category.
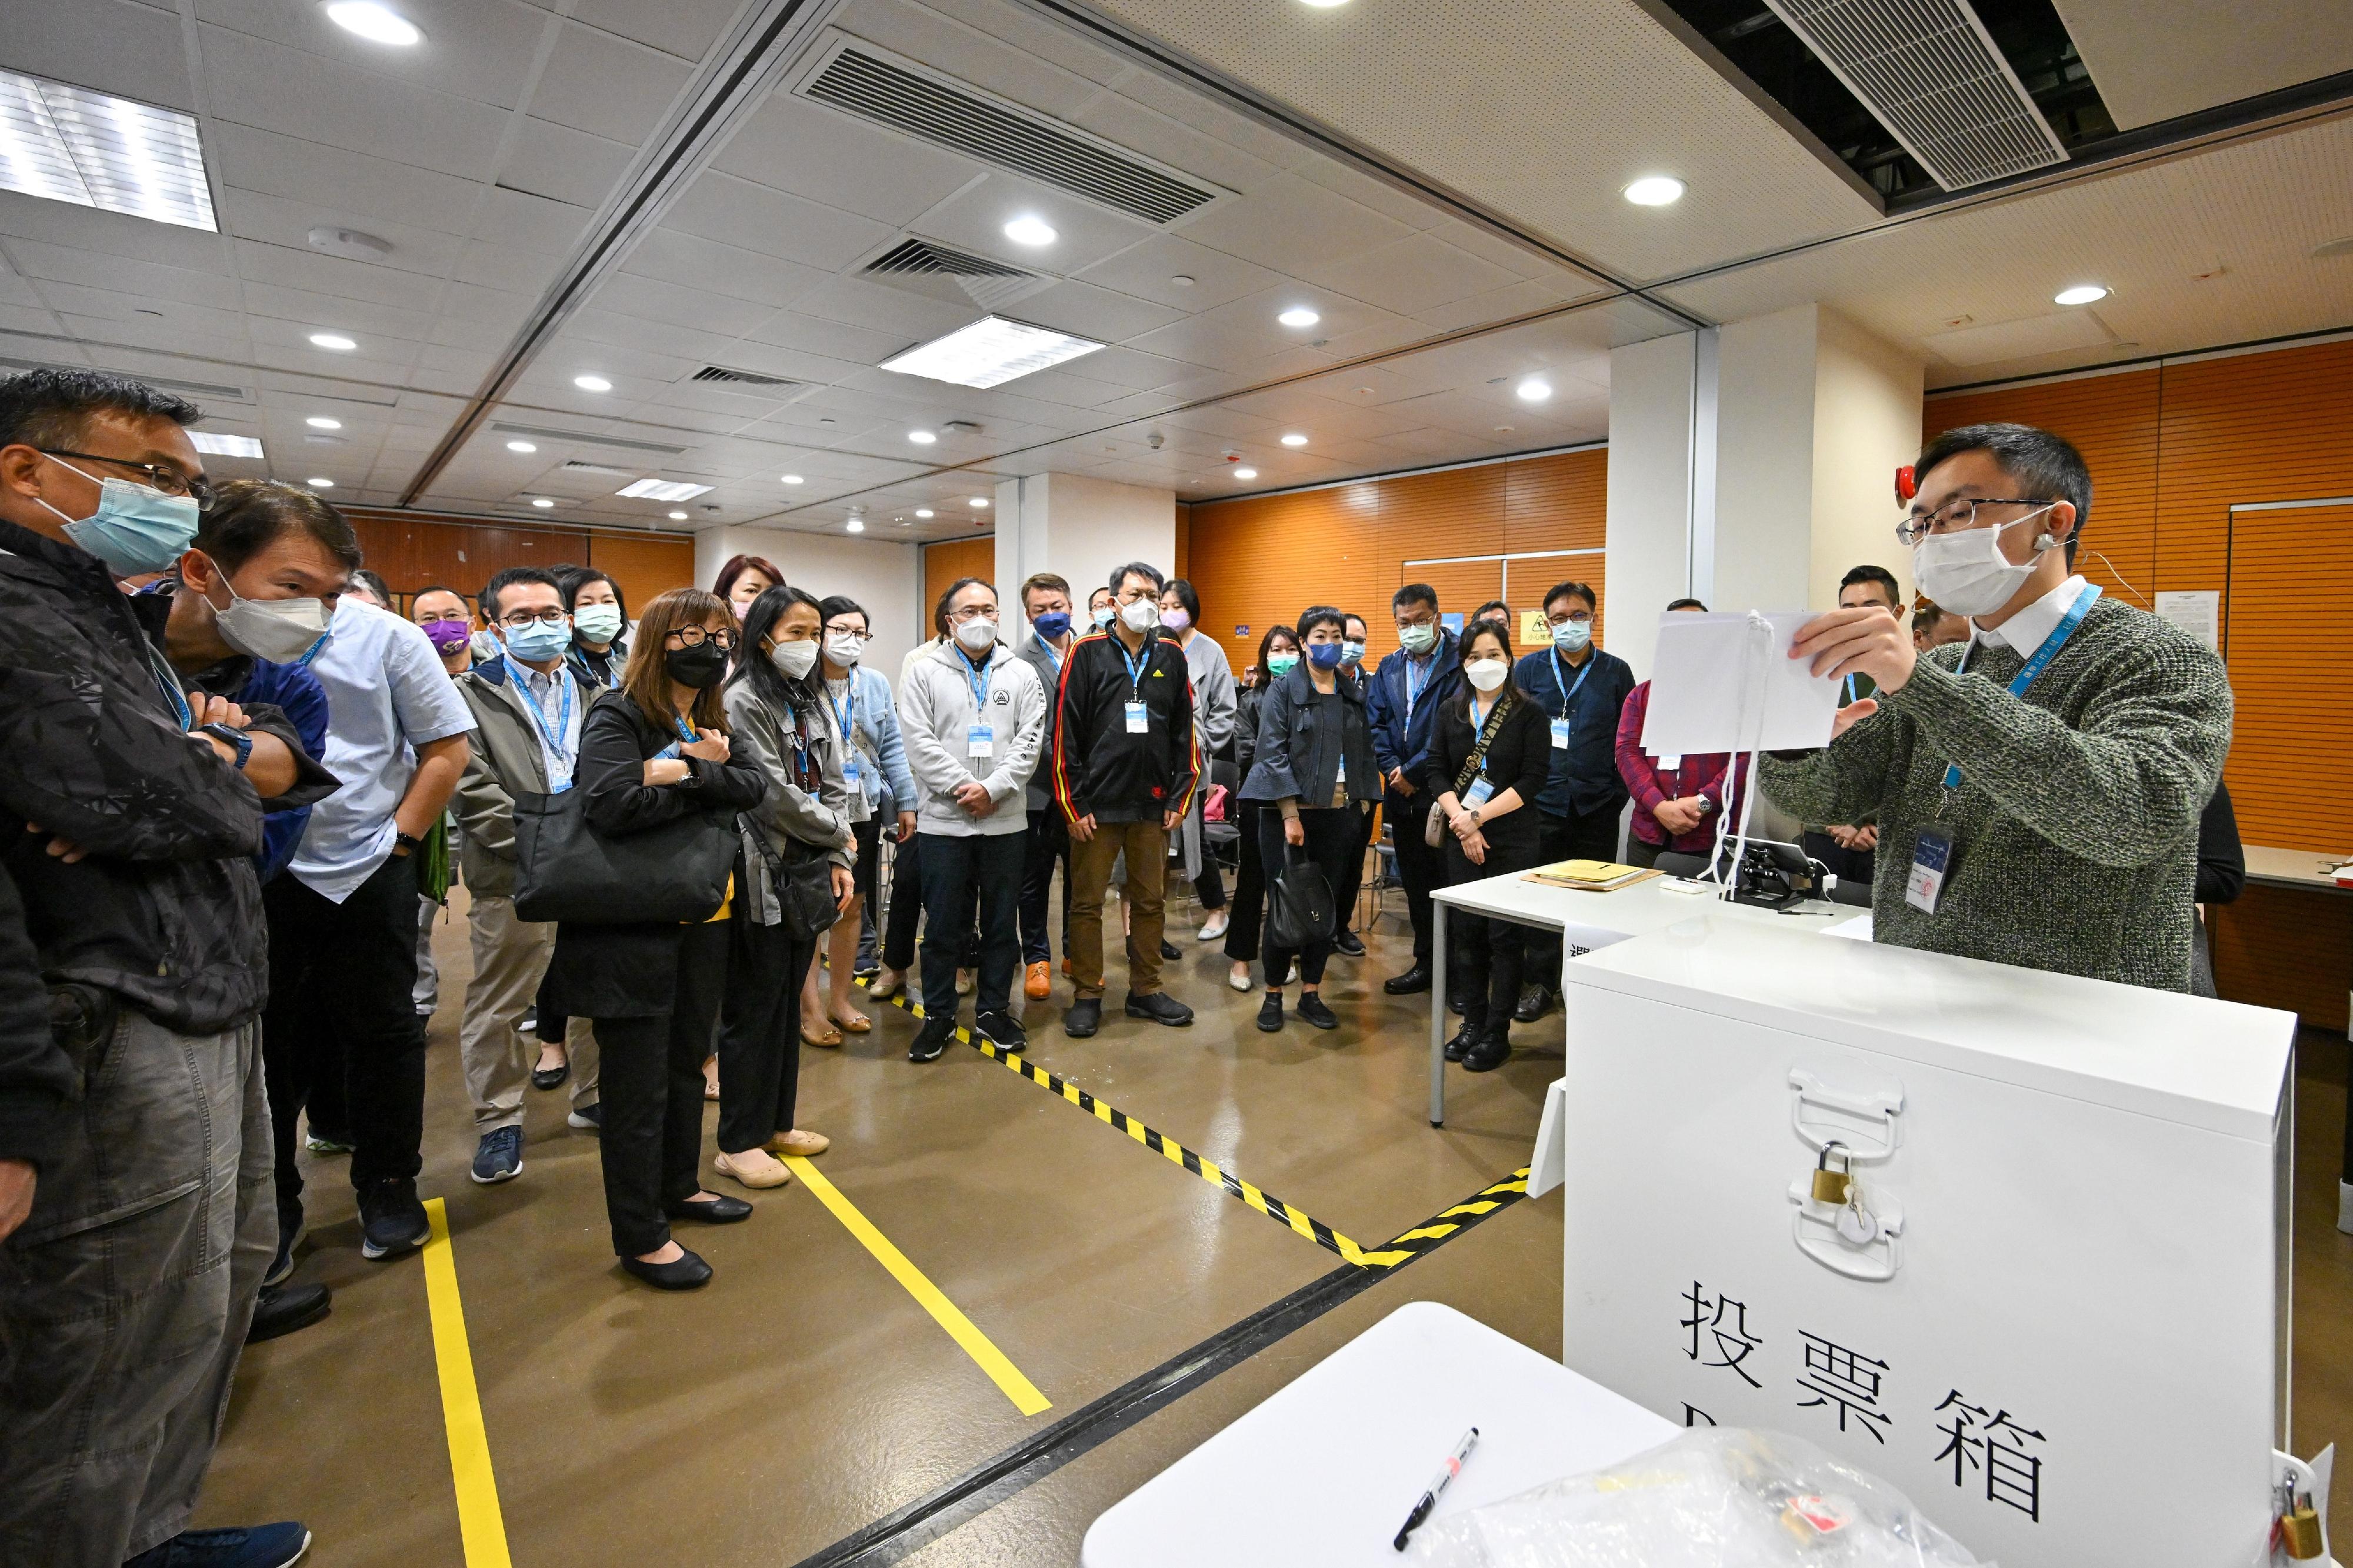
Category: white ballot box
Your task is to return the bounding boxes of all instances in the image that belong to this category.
[1537,917,2297,1567]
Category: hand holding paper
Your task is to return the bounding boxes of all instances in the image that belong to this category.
[1787,604,1917,695]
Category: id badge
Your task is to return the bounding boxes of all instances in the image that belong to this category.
[842,755,862,786]
[1657,753,1681,770]
[1463,776,1495,808]
[1124,700,1149,734]
[1549,716,1571,749]
[1905,829,1952,915]
[966,722,994,759]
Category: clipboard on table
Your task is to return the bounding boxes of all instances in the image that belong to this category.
[1523,859,1659,892]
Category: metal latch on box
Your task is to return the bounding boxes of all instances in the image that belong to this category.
[1787,1069,1905,1282]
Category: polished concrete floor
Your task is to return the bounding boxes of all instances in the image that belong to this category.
[196,880,2353,1563]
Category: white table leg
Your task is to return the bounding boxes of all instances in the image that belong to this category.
[1429,898,1448,1125]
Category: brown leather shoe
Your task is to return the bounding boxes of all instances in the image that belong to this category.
[1024,960,1051,1000]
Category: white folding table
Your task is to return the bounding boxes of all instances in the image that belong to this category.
[1079,1301,1675,1567]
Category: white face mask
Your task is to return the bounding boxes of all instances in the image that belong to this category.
[1464,657,1509,693]
[572,602,624,646]
[208,571,332,664]
[769,638,818,679]
[1118,597,1159,633]
[1551,620,1591,655]
[1911,507,2058,618]
[954,618,998,653]
[825,630,864,667]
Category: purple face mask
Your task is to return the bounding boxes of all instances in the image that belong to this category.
[421,617,471,655]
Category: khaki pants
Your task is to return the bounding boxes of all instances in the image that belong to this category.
[1069,819,1168,999]
[0,1008,272,1566]
[461,893,598,1130]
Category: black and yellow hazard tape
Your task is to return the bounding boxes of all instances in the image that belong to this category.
[848,973,1529,1271]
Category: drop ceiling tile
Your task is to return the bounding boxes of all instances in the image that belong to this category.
[194,0,551,110]
[742,310,912,364]
[661,174,895,272]
[1009,279,1185,343]
[833,0,1117,115]
[0,302,64,336]
[904,172,1160,278]
[2,239,242,309]
[452,241,566,293]
[589,273,777,338]
[1165,173,1414,275]
[1049,342,1208,389]
[206,123,483,238]
[9,0,198,111]
[789,273,979,341]
[559,307,744,366]
[469,186,594,256]
[435,283,538,332]
[711,95,983,227]
[35,283,240,342]
[0,192,226,269]
[54,312,248,365]
[414,343,501,381]
[218,187,465,275]
[1306,232,1524,318]
[1411,276,1591,333]
[624,228,828,310]
[196,23,514,178]
[528,19,696,145]
[1061,89,1279,196]
[498,117,638,209]
[571,0,744,61]
[1071,231,1284,312]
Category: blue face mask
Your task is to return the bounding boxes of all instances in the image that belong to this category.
[40,462,201,576]
[1552,619,1592,655]
[1308,641,1345,669]
[1341,638,1365,665]
[1032,610,1072,640]
[502,618,573,664]
[1092,605,1116,628]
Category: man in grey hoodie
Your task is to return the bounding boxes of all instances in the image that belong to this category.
[897,577,1046,1062]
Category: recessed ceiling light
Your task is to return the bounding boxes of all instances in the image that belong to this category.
[0,69,219,233]
[908,429,937,445]
[531,497,555,508]
[969,496,989,508]
[1234,467,1258,481]
[847,517,866,533]
[915,508,935,518]
[572,373,612,392]
[616,478,714,502]
[1169,273,1196,287]
[1280,432,1308,447]
[506,440,536,453]
[668,509,688,521]
[189,432,263,459]
[309,332,356,351]
[306,476,334,488]
[881,315,1106,389]
[1277,306,1321,328]
[1622,175,1685,206]
[2054,284,2109,306]
[1299,0,1351,8]
[305,416,341,430]
[1516,376,1553,403]
[1002,216,1056,246]
[781,473,804,485]
[325,2,423,46]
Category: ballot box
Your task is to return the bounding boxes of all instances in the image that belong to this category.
[1533,916,2298,1567]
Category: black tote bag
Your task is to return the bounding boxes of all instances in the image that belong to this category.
[511,788,738,925]
[1267,843,1336,951]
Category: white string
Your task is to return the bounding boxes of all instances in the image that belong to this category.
[1705,611,1775,899]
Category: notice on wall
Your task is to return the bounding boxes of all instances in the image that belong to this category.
[2154,590,2219,649]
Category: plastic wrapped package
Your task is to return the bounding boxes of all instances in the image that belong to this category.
[1405,1427,1987,1568]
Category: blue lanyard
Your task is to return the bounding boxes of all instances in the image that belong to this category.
[1404,652,1434,722]
[1842,673,1859,706]
[1943,582,2100,792]
[829,676,856,746]
[508,654,575,765]
[1118,640,1149,699]
[672,712,696,744]
[1549,650,1595,720]
[962,650,992,710]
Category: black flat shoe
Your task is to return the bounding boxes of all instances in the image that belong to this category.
[1331,929,1365,956]
[665,1195,752,1223]
[621,1249,712,1290]
[1513,984,1552,1024]
[1297,992,1339,1030]
[1125,990,1194,1026]
[1382,965,1431,996]
[246,1283,331,1343]
[1462,1035,1512,1073]
[1448,994,1467,1016]
[1444,1022,1480,1062]
[1256,993,1284,1032]
[530,1062,569,1091]
[1158,938,1181,960]
[1064,997,1102,1037]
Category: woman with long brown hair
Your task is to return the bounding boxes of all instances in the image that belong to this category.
[541,588,767,1289]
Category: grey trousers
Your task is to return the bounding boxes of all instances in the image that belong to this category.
[0,1005,274,1566]
[461,893,599,1129]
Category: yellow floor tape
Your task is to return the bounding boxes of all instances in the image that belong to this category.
[421,1197,512,1568]
[783,1156,1052,1416]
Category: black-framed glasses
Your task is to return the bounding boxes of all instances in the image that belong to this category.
[946,603,996,623]
[1546,609,1594,626]
[41,448,215,508]
[1895,497,2055,548]
[825,624,874,642]
[498,608,569,629]
[666,625,735,649]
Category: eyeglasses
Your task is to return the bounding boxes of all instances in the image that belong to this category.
[498,608,569,629]
[665,625,736,649]
[1895,497,2055,548]
[42,448,215,508]
[825,625,874,642]
[1546,609,1593,626]
[946,603,996,623]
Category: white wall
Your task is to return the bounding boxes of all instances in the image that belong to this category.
[694,526,922,675]
[995,472,1175,634]
[1710,303,1819,614]
[1809,308,1924,610]
[1604,331,1699,679]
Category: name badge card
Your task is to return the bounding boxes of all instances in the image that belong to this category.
[1550,716,1571,749]
[967,723,994,759]
[842,755,861,785]
[1124,700,1149,734]
[1906,829,1952,915]
[1658,753,1682,770]
[1463,776,1495,808]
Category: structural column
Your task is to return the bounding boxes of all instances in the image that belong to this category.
[994,473,1176,636]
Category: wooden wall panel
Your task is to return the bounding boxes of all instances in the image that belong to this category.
[921,536,995,633]
[585,533,698,618]
[2212,886,2352,1032]
[340,507,695,618]
[2221,505,2353,853]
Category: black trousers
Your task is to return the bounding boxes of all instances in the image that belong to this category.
[1223,799,1267,965]
[881,830,979,973]
[594,920,729,1258]
[1191,804,1227,912]
[1388,793,1444,969]
[919,830,1025,1017]
[1444,835,1542,1035]
[1019,807,1070,965]
[1525,804,1623,983]
[262,851,425,1232]
[715,917,815,1155]
[1257,807,1358,987]
[1337,802,1375,935]
[1801,829,1875,886]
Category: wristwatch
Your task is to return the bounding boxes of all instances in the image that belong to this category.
[393,830,425,858]
[199,722,252,770]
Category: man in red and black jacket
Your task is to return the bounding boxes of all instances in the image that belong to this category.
[1052,561,1199,1037]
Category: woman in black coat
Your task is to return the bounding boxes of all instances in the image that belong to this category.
[1424,616,1551,1073]
[1237,606,1381,1033]
[1222,625,1301,993]
[543,588,767,1290]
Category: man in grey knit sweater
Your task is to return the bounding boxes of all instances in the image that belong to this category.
[1761,423,2231,992]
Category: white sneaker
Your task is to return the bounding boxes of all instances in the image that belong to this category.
[2341,1179,2353,1235]
[1197,912,1229,941]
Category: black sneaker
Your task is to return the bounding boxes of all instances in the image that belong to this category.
[973,1009,1027,1049]
[262,1217,305,1289]
[124,1522,312,1568]
[357,1179,429,1260]
[469,1126,522,1185]
[1331,929,1365,956]
[1158,938,1181,961]
[246,1283,331,1345]
[1256,992,1284,1032]
[1297,992,1339,1030]
[1125,990,1194,1026]
[1513,983,1551,1024]
[909,1016,956,1062]
[1064,997,1102,1037]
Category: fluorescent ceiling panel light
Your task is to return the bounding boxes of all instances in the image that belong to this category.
[1516,376,1552,402]
[1277,306,1320,328]
[1622,175,1685,206]
[305,416,341,430]
[781,473,805,485]
[1002,216,1056,246]
[1280,432,1308,447]
[1233,467,1258,481]
[506,440,536,453]
[572,373,612,392]
[308,332,356,351]
[306,476,334,488]
[616,478,713,502]
[880,315,1105,389]
[188,432,263,459]
[0,69,217,232]
[2054,284,2109,305]
[325,2,423,46]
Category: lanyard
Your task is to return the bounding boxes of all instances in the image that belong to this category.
[1118,639,1149,700]
[142,640,194,732]
[671,712,696,745]
[961,649,992,711]
[1404,652,1434,722]
[829,676,856,747]
[1549,649,1596,717]
[1942,582,2100,792]
[1468,695,1494,772]
[508,655,575,766]
[1843,672,1859,706]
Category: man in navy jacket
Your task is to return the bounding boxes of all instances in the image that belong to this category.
[1364,583,1461,993]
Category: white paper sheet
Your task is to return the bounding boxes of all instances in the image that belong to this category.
[2155,589,2219,649]
[1641,609,1841,755]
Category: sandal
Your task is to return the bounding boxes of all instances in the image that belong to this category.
[830,1010,872,1034]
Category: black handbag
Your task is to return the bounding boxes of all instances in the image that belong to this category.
[1267,842,1336,951]
[511,788,738,925]
[775,849,842,943]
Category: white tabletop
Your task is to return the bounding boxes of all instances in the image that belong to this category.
[1081,1302,1675,1568]
[1432,869,1850,948]
[2243,844,2353,894]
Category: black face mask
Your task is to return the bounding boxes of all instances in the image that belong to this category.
[664,641,728,689]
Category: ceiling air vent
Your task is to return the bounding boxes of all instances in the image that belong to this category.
[799,42,1224,225]
[689,365,797,389]
[559,459,637,478]
[862,236,1046,310]
[1761,0,2067,191]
